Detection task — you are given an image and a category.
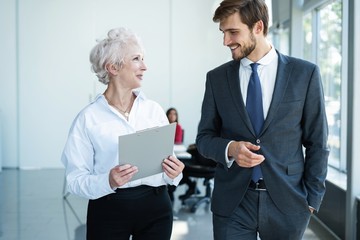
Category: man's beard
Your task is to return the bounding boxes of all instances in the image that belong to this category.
[232,32,256,61]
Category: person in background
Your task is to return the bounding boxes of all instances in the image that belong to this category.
[196,0,329,239]
[166,107,183,144]
[61,27,184,240]
[166,107,197,204]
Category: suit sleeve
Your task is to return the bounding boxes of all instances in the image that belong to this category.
[196,71,232,167]
[302,64,330,211]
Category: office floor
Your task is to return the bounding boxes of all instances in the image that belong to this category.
[0,169,324,240]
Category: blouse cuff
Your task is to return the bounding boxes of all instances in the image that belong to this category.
[164,172,183,186]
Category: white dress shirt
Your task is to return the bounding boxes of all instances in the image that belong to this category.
[239,46,278,118]
[61,90,182,200]
[225,46,278,167]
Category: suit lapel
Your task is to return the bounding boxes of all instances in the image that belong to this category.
[261,52,292,134]
[226,53,293,137]
[227,60,254,134]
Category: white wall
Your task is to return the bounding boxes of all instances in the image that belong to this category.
[0,0,18,168]
[0,0,229,169]
[171,0,229,144]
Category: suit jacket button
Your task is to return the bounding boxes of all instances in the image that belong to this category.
[256,139,261,144]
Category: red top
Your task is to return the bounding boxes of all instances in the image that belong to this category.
[174,123,183,144]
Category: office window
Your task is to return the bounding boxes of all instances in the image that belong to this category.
[303,0,343,170]
[303,13,313,61]
[269,26,290,55]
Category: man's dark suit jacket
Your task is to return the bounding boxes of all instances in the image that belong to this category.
[196,51,330,217]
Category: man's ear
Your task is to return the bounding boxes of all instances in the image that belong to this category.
[253,20,264,35]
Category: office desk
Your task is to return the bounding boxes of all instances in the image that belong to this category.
[174,144,192,159]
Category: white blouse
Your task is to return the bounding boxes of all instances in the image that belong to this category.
[61,90,182,200]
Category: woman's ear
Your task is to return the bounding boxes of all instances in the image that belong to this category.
[106,63,119,75]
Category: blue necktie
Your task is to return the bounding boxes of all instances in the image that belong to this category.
[246,63,264,182]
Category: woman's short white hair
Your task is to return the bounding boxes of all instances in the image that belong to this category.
[89,27,144,84]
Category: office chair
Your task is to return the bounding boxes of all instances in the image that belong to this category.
[180,144,217,213]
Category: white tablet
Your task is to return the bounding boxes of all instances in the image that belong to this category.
[118,123,176,180]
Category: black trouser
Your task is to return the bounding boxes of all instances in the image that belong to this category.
[213,188,311,240]
[87,185,173,240]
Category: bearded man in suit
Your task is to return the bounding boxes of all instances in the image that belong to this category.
[196,0,329,239]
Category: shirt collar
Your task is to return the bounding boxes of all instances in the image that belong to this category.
[240,44,277,68]
[132,88,147,100]
[94,89,147,104]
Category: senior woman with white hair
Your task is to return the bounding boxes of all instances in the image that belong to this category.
[61,27,184,240]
